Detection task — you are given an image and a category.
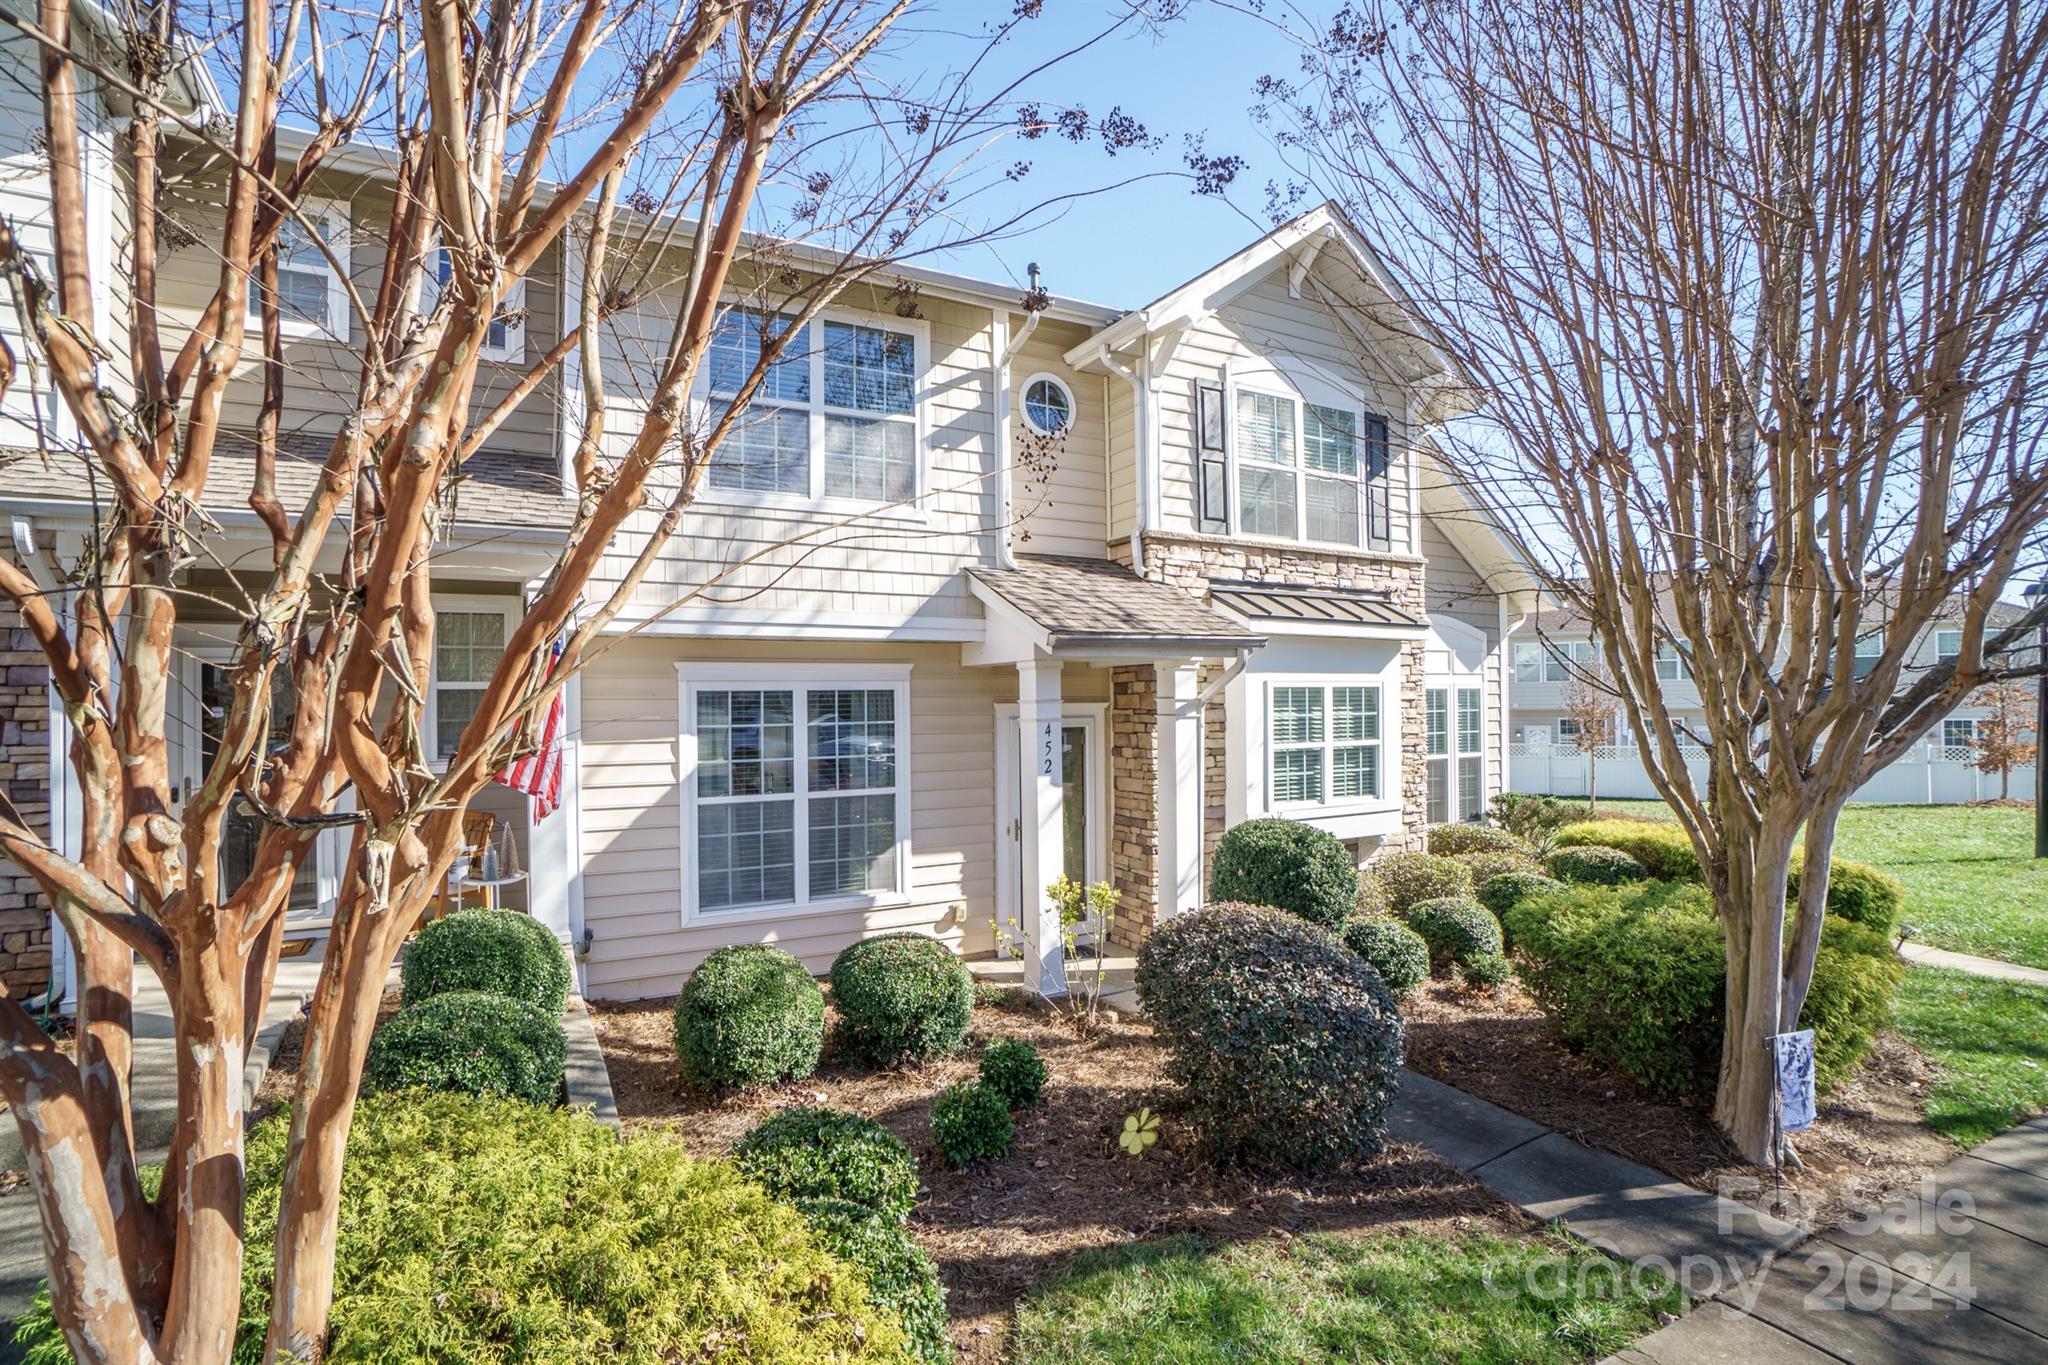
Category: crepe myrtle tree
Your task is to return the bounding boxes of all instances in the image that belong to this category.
[0,0,1228,1359]
[1257,0,2048,1162]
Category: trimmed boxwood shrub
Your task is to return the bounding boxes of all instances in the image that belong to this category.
[1555,820,1701,882]
[797,1199,949,1365]
[1135,903,1404,1171]
[1341,916,1429,998]
[674,944,825,1090]
[1459,952,1514,990]
[400,908,571,1014]
[1426,824,1534,858]
[1370,851,1476,914]
[1506,881,1902,1097]
[8,1092,909,1363]
[980,1037,1047,1107]
[1453,848,1547,888]
[1207,817,1358,930]
[1789,858,1904,938]
[829,933,975,1063]
[732,1106,922,1219]
[930,1080,1015,1166]
[1403,897,1506,978]
[1547,844,1649,886]
[363,990,566,1105]
[1478,871,1567,919]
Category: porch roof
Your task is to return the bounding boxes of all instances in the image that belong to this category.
[967,554,1263,656]
[1207,579,1427,638]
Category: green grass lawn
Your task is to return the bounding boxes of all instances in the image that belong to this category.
[1889,966,2048,1146]
[1590,799,2048,969]
[1009,1229,1681,1365]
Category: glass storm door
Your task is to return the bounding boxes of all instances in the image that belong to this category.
[193,659,322,920]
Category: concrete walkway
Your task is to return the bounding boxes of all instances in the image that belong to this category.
[1899,941,2048,988]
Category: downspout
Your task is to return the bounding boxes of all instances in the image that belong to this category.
[1096,343,1149,574]
[11,517,68,1013]
[991,271,1047,572]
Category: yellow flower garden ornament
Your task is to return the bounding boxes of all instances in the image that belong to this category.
[1119,1107,1160,1156]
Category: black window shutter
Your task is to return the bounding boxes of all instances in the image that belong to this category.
[1197,382,1228,532]
[1364,413,1391,547]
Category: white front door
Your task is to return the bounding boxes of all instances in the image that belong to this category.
[994,705,1106,956]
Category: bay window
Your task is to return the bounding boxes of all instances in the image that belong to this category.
[684,668,909,917]
[706,308,921,505]
[1232,385,1393,550]
[1269,682,1381,806]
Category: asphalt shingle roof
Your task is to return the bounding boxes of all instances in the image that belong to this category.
[968,554,1264,650]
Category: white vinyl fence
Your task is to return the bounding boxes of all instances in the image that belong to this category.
[1509,740,2035,805]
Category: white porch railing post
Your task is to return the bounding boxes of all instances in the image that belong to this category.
[1015,657,1067,997]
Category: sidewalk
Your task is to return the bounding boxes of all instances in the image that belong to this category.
[1898,941,2048,988]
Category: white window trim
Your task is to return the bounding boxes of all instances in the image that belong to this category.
[1654,641,1687,681]
[1222,366,1394,553]
[1259,676,1395,817]
[1935,628,1964,662]
[1018,371,1076,437]
[421,245,528,363]
[690,302,932,519]
[1943,717,1978,746]
[1425,678,1487,823]
[676,661,914,926]
[424,595,519,769]
[251,198,352,341]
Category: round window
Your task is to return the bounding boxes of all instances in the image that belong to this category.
[1021,375,1074,436]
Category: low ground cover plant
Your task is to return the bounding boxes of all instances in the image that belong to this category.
[363,990,567,1105]
[732,1106,922,1218]
[830,933,975,1063]
[674,943,825,1089]
[1207,818,1358,929]
[1136,903,1403,1171]
[400,907,573,1014]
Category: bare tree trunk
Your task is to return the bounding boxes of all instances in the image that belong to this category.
[1711,800,1799,1163]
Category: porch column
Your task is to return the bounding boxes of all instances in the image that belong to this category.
[1015,657,1068,997]
[1155,660,1204,923]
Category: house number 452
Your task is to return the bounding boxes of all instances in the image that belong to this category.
[1038,721,1056,777]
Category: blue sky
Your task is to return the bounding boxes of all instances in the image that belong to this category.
[881,0,1316,310]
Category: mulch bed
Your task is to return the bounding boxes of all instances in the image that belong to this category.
[1401,978,1957,1229]
[591,988,1521,1363]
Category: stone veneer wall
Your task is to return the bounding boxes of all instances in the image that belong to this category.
[1108,664,1157,950]
[0,598,52,996]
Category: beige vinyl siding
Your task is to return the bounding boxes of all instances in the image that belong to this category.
[1107,368,1137,543]
[1008,316,1109,558]
[0,35,65,443]
[1141,257,1417,555]
[577,637,1113,1000]
[1421,514,1507,807]
[588,282,1000,628]
[148,175,564,458]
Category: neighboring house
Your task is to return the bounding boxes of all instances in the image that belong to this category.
[0,26,1535,1000]
[1508,594,2036,804]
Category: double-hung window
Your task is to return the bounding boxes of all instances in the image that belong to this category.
[1269,683,1382,807]
[1427,685,1484,822]
[1852,632,1883,679]
[1232,386,1392,549]
[423,247,526,361]
[686,669,908,917]
[1514,639,1599,682]
[1935,629,1963,663]
[706,308,921,505]
[251,202,350,337]
[1654,641,1687,681]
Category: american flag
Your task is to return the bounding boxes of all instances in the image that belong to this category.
[496,637,567,820]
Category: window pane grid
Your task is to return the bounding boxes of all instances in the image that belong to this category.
[823,321,915,415]
[1236,391,1296,466]
[1457,688,1482,753]
[709,403,810,493]
[824,415,916,501]
[1304,404,1357,475]
[1271,684,1380,806]
[1426,690,1449,757]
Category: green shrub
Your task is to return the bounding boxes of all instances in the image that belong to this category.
[1355,869,1391,919]
[797,1200,949,1365]
[363,991,566,1105]
[1789,858,1905,938]
[1555,821,1701,881]
[1341,917,1429,998]
[1369,851,1476,914]
[1207,818,1358,930]
[1403,897,1507,978]
[1459,952,1515,990]
[732,1107,922,1220]
[674,944,825,1090]
[930,1080,1015,1166]
[1426,824,1534,858]
[980,1037,1047,1107]
[9,1092,910,1364]
[1507,881,1901,1097]
[1489,793,1590,853]
[1478,871,1567,920]
[1547,844,1649,886]
[1453,848,1547,888]
[401,908,571,1014]
[1136,903,1404,1171]
[829,933,975,1063]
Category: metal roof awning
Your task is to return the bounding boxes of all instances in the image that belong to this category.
[1207,579,1428,638]
[965,555,1265,664]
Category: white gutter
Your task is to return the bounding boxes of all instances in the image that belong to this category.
[1096,344,1149,574]
[990,297,1046,572]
